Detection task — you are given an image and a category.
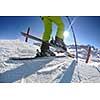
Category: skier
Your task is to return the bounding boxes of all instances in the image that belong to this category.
[40,16,67,56]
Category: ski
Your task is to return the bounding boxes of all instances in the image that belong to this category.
[9,55,67,60]
[21,32,66,52]
[9,57,36,60]
[21,32,75,58]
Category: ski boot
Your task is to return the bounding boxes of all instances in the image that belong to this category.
[50,36,67,52]
[36,42,56,57]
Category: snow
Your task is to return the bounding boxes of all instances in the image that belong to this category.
[0,39,100,83]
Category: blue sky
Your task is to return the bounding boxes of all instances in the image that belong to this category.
[0,16,100,48]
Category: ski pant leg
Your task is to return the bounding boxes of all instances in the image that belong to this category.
[48,16,65,39]
[41,17,52,42]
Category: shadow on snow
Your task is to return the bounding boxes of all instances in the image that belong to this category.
[0,57,54,83]
[60,60,77,83]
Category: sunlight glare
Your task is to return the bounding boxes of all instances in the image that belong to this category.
[64,31,69,38]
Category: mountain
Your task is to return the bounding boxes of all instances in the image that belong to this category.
[0,39,100,83]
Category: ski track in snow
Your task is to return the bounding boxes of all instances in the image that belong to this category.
[0,39,100,83]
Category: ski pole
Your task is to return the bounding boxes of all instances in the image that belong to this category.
[66,16,78,63]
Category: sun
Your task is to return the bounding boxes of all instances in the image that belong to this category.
[63,31,69,38]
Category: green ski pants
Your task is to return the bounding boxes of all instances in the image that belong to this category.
[41,16,64,42]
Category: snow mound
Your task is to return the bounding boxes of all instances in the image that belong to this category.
[0,39,39,59]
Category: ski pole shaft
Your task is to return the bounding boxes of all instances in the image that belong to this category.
[66,16,78,62]
[25,27,30,42]
[86,46,91,63]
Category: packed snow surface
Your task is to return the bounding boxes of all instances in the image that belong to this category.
[0,40,100,83]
